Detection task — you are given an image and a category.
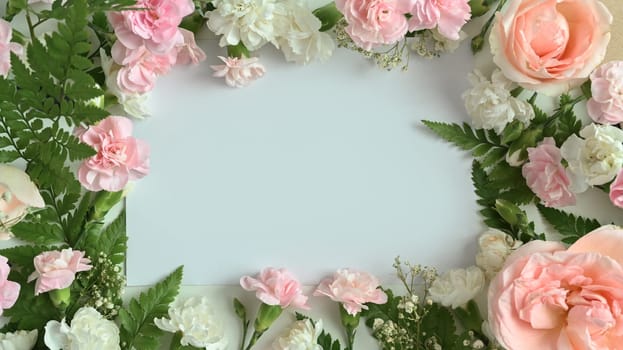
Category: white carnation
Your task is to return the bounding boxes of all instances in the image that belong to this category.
[561,124,623,192]
[429,266,484,309]
[462,69,534,134]
[273,319,322,350]
[475,228,522,279]
[44,307,120,350]
[0,330,37,350]
[207,0,279,51]
[154,296,226,349]
[276,1,334,64]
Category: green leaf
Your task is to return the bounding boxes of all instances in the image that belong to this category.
[422,120,507,168]
[420,303,457,348]
[537,205,601,243]
[10,220,65,245]
[83,211,127,265]
[120,266,184,350]
[0,245,51,270]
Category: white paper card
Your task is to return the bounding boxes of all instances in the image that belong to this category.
[126,36,483,285]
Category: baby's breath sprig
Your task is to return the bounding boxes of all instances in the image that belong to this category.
[334,19,410,71]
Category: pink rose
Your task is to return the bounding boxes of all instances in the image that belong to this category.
[77,116,150,192]
[334,0,413,50]
[0,256,20,315]
[314,268,387,315]
[108,0,194,55]
[587,61,623,125]
[490,0,612,96]
[610,169,623,209]
[176,28,206,66]
[489,225,623,349]
[521,137,575,207]
[240,268,309,309]
[0,18,23,77]
[27,248,92,295]
[408,0,471,41]
[211,56,265,88]
[111,41,176,94]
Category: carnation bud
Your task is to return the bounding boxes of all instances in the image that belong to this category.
[50,287,71,310]
[254,303,283,333]
[495,199,523,227]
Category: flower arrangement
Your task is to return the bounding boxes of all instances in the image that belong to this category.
[0,0,620,348]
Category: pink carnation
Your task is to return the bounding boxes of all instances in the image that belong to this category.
[334,0,413,50]
[0,256,19,315]
[111,41,177,94]
[176,28,206,66]
[409,0,471,40]
[522,137,575,207]
[77,116,150,192]
[107,0,194,55]
[0,18,23,77]
[240,268,309,309]
[27,249,92,295]
[587,61,623,125]
[610,169,623,209]
[489,225,623,349]
[211,56,265,88]
[314,268,387,315]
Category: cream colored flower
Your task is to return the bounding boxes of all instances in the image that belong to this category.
[44,307,120,350]
[429,266,484,309]
[207,0,279,50]
[154,296,226,349]
[561,124,623,192]
[273,319,322,350]
[0,164,45,240]
[0,330,37,350]
[276,2,334,64]
[475,228,522,280]
[462,69,534,134]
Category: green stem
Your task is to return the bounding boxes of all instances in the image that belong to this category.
[169,332,183,350]
[471,0,509,53]
[244,330,264,350]
[238,320,250,350]
[25,11,36,40]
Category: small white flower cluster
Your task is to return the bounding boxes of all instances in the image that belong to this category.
[463,69,535,134]
[80,252,126,318]
[410,29,466,59]
[207,0,334,64]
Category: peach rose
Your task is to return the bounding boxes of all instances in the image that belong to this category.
[489,225,623,349]
[489,0,612,96]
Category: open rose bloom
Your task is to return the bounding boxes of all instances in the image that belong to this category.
[489,225,623,349]
[0,165,45,239]
[490,0,612,95]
